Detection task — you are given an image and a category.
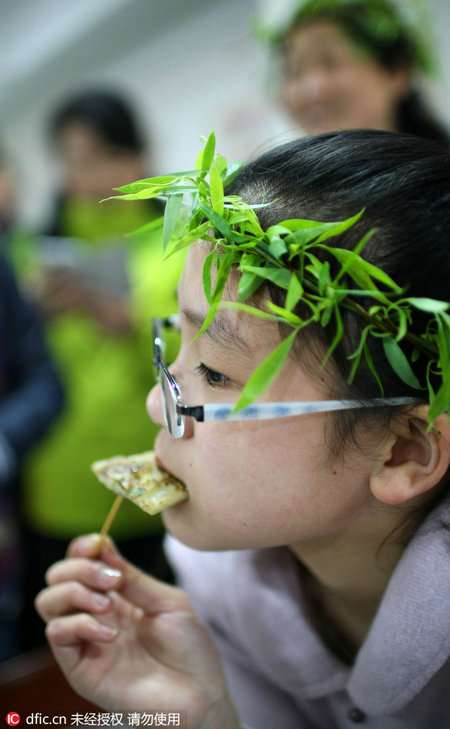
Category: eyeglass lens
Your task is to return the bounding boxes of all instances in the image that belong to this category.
[160,366,185,438]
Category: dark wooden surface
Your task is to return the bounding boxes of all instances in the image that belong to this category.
[0,646,101,714]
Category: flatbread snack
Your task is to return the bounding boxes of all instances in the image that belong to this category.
[91,450,188,516]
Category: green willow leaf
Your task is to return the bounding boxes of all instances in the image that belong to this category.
[428,363,450,421]
[114,175,178,193]
[333,229,376,284]
[326,247,402,292]
[314,209,365,243]
[320,304,343,368]
[198,201,243,243]
[233,330,298,411]
[285,274,303,311]
[197,250,241,339]
[202,249,215,304]
[238,271,264,302]
[162,193,183,250]
[223,161,244,187]
[408,297,449,314]
[220,300,280,321]
[347,326,371,383]
[210,164,224,215]
[265,301,309,326]
[163,221,210,258]
[267,235,288,260]
[196,130,216,177]
[382,337,421,389]
[318,261,331,295]
[126,215,163,238]
[240,265,291,289]
[320,301,335,327]
[214,154,227,175]
[362,340,384,394]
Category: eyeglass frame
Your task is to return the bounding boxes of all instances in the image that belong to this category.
[152,315,418,439]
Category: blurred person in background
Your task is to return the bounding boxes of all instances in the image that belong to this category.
[0,152,16,238]
[268,0,449,143]
[19,88,182,652]
[0,253,63,661]
[0,150,37,275]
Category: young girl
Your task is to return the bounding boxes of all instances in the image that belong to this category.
[36,130,450,729]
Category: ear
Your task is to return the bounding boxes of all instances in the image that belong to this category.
[370,407,450,506]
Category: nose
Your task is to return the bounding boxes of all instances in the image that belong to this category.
[146,381,164,428]
[146,379,195,439]
[285,69,328,106]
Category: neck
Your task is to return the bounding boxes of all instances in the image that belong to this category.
[289,510,407,652]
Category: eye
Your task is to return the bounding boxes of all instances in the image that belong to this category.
[196,363,229,388]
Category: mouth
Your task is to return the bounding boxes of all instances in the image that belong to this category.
[155,453,171,474]
[155,454,188,493]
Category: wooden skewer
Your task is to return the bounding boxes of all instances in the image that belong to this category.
[99,494,124,545]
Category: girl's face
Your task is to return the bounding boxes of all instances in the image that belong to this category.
[282,20,409,134]
[147,243,381,552]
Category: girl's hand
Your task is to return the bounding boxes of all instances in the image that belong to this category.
[35,535,239,729]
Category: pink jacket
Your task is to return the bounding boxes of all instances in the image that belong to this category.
[165,494,450,729]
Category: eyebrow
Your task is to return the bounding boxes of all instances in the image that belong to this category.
[181,306,251,354]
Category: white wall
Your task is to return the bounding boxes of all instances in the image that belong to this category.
[0,0,281,228]
[0,0,449,229]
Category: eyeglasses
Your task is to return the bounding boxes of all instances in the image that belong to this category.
[152,316,418,439]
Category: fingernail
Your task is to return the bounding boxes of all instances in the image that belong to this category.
[91,592,111,609]
[99,623,117,637]
[71,534,102,557]
[98,566,122,586]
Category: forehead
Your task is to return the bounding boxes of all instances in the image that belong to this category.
[57,122,111,157]
[178,242,282,352]
[285,18,362,60]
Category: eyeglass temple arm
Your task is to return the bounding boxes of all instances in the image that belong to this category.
[177,405,206,422]
[177,397,418,423]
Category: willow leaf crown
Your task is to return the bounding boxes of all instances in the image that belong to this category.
[110,131,449,424]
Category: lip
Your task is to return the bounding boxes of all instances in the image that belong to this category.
[155,453,186,486]
[155,453,171,474]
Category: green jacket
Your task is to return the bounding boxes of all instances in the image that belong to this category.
[21,199,184,537]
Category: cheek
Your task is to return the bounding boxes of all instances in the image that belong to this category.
[164,418,373,550]
[194,419,327,518]
[343,68,394,105]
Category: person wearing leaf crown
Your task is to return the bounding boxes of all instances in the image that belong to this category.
[36,129,449,729]
[270,0,450,144]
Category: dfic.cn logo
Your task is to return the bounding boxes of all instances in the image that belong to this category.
[6,713,21,726]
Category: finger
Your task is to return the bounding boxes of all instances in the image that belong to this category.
[36,581,113,622]
[46,613,118,647]
[46,558,123,592]
[66,533,106,559]
[68,535,129,570]
[68,535,190,616]
[97,537,191,615]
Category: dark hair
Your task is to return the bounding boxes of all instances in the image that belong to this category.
[229,130,449,436]
[281,0,450,145]
[50,89,145,153]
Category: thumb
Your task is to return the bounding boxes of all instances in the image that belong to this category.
[99,536,189,615]
[119,558,190,616]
